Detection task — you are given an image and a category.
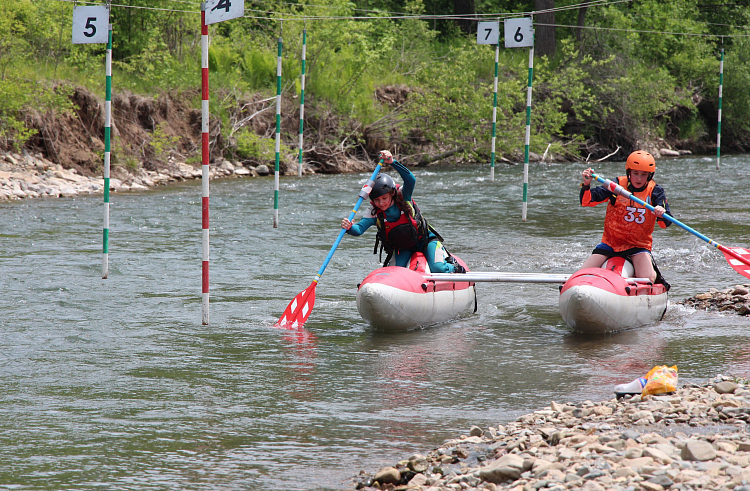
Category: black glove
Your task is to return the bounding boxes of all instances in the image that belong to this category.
[452,264,466,274]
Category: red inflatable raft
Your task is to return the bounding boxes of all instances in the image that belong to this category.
[356,253,476,331]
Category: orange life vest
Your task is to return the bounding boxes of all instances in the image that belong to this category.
[600,176,658,252]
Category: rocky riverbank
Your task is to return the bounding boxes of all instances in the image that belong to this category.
[676,285,750,316]
[0,150,282,200]
[355,377,750,491]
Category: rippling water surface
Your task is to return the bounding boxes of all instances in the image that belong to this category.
[2,156,749,489]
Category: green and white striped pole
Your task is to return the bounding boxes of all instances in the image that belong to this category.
[273,32,282,228]
[298,28,306,178]
[102,22,113,279]
[521,30,534,222]
[716,46,724,171]
[490,40,499,182]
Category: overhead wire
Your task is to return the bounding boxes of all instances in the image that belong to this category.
[48,0,750,38]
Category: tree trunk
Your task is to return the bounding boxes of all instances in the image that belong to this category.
[534,0,556,58]
[453,0,476,34]
[417,147,466,166]
[576,6,588,43]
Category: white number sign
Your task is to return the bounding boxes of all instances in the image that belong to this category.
[204,0,245,25]
[72,6,110,44]
[477,21,500,45]
[504,17,534,48]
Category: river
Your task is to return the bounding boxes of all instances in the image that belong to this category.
[1,155,749,490]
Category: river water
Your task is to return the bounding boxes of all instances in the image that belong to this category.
[1,156,749,490]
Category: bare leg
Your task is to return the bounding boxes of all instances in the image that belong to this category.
[580,253,609,270]
[631,253,656,282]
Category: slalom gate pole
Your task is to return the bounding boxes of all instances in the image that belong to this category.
[521,28,534,222]
[201,5,210,325]
[490,40,499,182]
[273,31,282,228]
[717,45,724,171]
[102,22,112,279]
[298,28,306,178]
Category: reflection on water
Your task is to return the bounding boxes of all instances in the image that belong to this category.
[0,156,749,489]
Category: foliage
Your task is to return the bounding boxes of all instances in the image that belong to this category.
[0,78,75,150]
[7,0,750,159]
[721,34,750,141]
[0,0,34,80]
[150,122,181,163]
[235,128,292,162]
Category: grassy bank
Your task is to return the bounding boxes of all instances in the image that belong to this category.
[3,0,750,173]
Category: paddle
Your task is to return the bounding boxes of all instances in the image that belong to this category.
[275,160,383,328]
[591,172,750,280]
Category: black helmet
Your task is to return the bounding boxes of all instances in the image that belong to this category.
[369,174,396,199]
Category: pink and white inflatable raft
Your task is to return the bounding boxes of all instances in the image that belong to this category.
[558,257,668,333]
[356,253,476,332]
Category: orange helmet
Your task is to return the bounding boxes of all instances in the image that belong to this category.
[626,151,656,173]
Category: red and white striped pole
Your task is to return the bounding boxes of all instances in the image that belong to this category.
[201,5,210,325]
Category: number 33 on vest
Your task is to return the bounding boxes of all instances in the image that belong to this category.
[624,206,647,224]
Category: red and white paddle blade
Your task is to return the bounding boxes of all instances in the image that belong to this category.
[275,283,317,329]
[722,247,750,280]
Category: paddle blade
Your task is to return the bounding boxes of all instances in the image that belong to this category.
[275,282,317,329]
[722,247,750,280]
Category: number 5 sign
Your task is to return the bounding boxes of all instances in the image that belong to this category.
[72,6,109,44]
[504,17,533,48]
[204,0,244,25]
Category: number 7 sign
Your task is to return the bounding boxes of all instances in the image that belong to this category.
[72,6,110,44]
[477,21,500,45]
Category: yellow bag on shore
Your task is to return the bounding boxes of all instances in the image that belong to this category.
[642,365,678,396]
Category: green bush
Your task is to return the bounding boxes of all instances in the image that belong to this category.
[0,78,75,150]
[235,129,291,162]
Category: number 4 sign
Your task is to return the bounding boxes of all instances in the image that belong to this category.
[504,17,533,48]
[204,0,245,25]
[72,6,110,44]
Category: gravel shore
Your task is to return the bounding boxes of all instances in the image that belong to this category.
[0,151,273,200]
[677,286,750,316]
[356,377,750,491]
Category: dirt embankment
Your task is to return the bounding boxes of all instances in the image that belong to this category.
[9,83,705,184]
[17,85,399,180]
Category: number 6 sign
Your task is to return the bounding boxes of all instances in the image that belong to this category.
[72,6,110,44]
[504,17,533,48]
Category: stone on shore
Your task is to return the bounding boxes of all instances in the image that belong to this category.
[681,440,717,461]
[373,466,401,485]
[0,150,280,202]
[678,284,750,316]
[479,454,525,483]
[715,381,738,394]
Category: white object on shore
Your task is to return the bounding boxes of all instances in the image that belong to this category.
[614,377,647,397]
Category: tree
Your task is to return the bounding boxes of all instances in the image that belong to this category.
[534,0,555,57]
[453,0,476,33]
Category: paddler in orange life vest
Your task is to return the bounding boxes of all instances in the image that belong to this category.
[341,150,465,274]
[579,150,672,284]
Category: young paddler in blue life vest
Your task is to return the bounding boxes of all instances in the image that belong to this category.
[341,150,465,274]
[579,150,672,284]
